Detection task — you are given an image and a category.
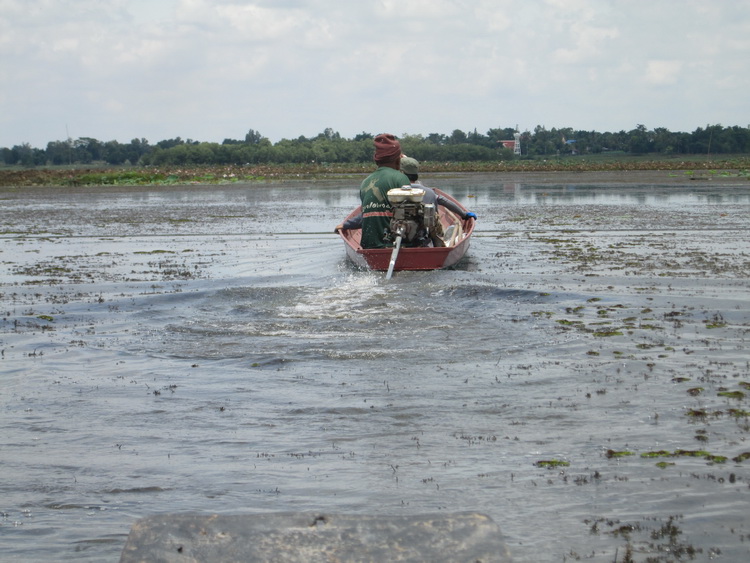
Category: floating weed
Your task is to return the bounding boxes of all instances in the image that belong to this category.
[694,432,709,443]
[535,459,570,468]
[641,450,671,458]
[704,313,727,329]
[605,450,634,459]
[531,311,554,318]
[687,387,704,396]
[674,449,711,458]
[586,350,600,356]
[718,390,745,400]
[686,408,723,419]
[728,408,750,418]
[36,315,54,322]
[672,377,691,383]
[556,319,584,327]
[640,449,727,464]
[656,461,676,469]
[733,452,750,463]
[593,329,623,337]
[537,237,576,244]
[738,382,750,390]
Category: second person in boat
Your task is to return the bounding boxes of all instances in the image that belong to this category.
[399,156,477,247]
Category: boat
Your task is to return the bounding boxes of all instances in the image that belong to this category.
[337,187,475,275]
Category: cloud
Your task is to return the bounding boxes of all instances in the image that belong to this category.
[644,60,683,86]
[1,0,749,147]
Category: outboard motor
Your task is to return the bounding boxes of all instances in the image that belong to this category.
[385,186,438,247]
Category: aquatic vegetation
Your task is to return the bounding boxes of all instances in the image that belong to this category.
[535,459,570,468]
[639,449,728,465]
[673,449,711,458]
[531,311,554,318]
[718,390,745,400]
[556,319,581,326]
[605,450,634,459]
[641,450,671,458]
[592,329,623,337]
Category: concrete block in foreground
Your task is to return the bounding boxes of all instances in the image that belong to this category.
[120,512,512,562]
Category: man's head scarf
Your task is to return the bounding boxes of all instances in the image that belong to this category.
[373,133,401,163]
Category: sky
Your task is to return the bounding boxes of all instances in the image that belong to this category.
[1,0,749,148]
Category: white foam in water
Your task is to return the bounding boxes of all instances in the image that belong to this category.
[278,272,392,320]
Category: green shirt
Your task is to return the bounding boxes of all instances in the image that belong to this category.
[359,166,410,249]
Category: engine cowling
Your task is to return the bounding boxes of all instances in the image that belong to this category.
[386,186,438,247]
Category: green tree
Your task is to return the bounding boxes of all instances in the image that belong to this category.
[46,140,73,165]
[448,129,467,144]
[628,124,652,154]
[245,129,263,144]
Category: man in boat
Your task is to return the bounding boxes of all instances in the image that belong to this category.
[350,133,411,249]
[334,149,478,248]
[399,156,477,247]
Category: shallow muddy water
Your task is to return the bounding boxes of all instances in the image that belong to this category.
[1,174,750,561]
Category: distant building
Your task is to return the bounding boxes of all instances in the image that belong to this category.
[498,132,521,155]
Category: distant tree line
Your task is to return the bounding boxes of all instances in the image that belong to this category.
[2,124,749,167]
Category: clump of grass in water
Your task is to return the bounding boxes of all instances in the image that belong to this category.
[535,459,570,468]
[718,390,745,400]
[605,450,634,459]
[640,449,728,464]
[593,329,623,337]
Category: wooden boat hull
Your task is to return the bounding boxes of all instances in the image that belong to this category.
[338,189,474,272]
